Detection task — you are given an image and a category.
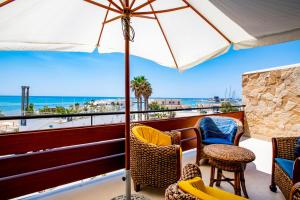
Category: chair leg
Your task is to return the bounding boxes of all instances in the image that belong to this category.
[209,166,216,187]
[134,183,141,192]
[240,171,249,198]
[234,172,241,196]
[269,168,277,192]
[216,169,222,187]
[269,183,277,192]
[270,158,277,192]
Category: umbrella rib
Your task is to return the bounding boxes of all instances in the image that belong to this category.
[133,5,189,15]
[119,0,125,8]
[103,15,123,24]
[131,14,155,20]
[0,0,14,7]
[84,0,122,14]
[97,3,111,47]
[148,1,179,69]
[131,0,156,12]
[182,0,231,44]
[129,0,136,9]
[106,0,123,11]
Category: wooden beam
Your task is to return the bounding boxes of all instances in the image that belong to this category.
[182,0,232,44]
[84,0,122,14]
[148,1,179,69]
[0,0,14,7]
[131,14,156,20]
[106,0,123,11]
[103,15,123,24]
[131,0,156,12]
[133,5,189,15]
[119,0,125,8]
[129,0,136,9]
[0,154,125,200]
[97,3,111,47]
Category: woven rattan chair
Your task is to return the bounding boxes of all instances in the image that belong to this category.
[290,182,300,200]
[165,164,202,200]
[270,137,300,199]
[130,123,181,191]
[165,163,246,200]
[175,116,244,164]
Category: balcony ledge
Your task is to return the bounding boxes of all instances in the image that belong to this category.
[22,137,285,200]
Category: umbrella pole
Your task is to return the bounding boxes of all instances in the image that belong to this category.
[112,5,148,200]
[124,10,131,200]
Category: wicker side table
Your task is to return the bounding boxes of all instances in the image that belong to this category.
[203,144,255,198]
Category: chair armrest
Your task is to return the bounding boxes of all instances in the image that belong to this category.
[232,118,244,146]
[234,132,244,146]
[172,126,202,165]
[289,182,300,200]
[272,137,298,160]
[165,130,181,145]
[293,157,300,184]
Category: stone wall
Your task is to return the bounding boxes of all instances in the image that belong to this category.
[242,64,300,139]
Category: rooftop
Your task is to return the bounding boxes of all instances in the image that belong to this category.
[243,63,300,75]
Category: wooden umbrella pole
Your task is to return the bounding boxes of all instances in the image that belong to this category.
[124,13,130,173]
[124,1,131,199]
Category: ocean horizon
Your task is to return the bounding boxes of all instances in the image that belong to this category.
[0,95,231,116]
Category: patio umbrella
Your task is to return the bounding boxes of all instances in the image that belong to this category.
[0,0,300,199]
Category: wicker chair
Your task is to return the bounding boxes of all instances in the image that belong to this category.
[290,182,300,200]
[130,123,181,191]
[270,137,300,199]
[175,116,244,164]
[165,164,202,200]
[165,163,247,200]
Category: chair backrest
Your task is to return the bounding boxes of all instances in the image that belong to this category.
[199,116,237,142]
[131,125,171,146]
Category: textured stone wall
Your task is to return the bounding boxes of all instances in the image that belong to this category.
[242,64,300,139]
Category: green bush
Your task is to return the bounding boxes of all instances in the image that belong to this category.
[148,102,164,111]
[25,103,35,114]
[220,102,239,113]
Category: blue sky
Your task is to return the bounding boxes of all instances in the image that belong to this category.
[0,40,299,98]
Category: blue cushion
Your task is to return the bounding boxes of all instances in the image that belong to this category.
[202,137,233,145]
[294,137,300,157]
[275,158,294,179]
[200,116,237,143]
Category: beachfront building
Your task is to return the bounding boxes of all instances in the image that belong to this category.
[149,99,190,109]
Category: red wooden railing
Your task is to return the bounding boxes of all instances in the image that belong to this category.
[0,111,244,199]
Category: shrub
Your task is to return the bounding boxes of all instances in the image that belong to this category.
[220,102,239,113]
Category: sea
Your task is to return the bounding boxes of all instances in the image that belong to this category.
[0,95,239,116]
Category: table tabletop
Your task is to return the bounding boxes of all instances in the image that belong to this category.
[203,144,255,163]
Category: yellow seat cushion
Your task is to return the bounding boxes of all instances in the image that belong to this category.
[132,125,172,146]
[178,177,247,200]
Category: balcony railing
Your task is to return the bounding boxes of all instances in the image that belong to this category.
[0,105,245,133]
[0,107,244,199]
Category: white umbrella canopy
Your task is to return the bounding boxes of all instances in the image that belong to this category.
[0,0,299,71]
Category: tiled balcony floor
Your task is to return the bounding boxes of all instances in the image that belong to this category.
[25,137,285,200]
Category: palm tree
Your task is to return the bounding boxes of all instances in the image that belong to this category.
[131,76,147,120]
[142,82,152,119]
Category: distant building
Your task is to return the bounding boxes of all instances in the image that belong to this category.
[150,99,189,109]
[213,96,220,103]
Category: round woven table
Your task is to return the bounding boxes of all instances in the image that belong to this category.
[203,144,255,198]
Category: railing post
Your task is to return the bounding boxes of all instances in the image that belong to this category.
[91,115,93,126]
